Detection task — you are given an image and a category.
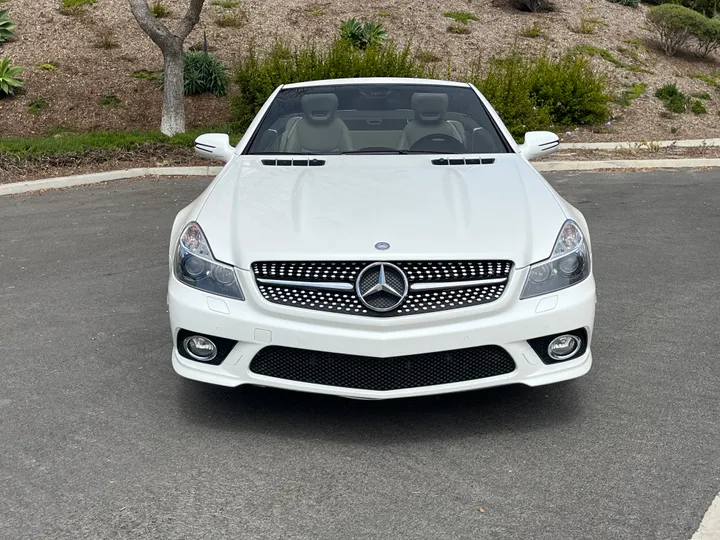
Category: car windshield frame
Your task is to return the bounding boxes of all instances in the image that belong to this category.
[242,83,512,156]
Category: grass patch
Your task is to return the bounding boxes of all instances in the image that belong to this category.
[378,11,390,17]
[215,13,246,27]
[655,82,689,113]
[691,99,707,114]
[309,8,323,15]
[447,22,471,34]
[131,70,160,81]
[621,37,649,52]
[98,94,121,108]
[691,91,712,100]
[37,62,58,71]
[691,73,720,89]
[94,28,119,50]
[575,16,607,34]
[443,11,478,23]
[519,22,545,38]
[58,0,94,15]
[27,98,49,115]
[615,82,646,106]
[574,45,653,74]
[211,1,239,6]
[151,1,170,18]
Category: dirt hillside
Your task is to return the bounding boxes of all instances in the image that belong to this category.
[1,0,719,142]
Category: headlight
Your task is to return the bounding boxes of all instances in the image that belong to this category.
[520,220,591,299]
[174,222,245,300]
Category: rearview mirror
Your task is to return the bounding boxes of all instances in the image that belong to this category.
[194,133,234,162]
[519,131,560,161]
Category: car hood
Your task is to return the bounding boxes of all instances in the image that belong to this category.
[196,155,567,269]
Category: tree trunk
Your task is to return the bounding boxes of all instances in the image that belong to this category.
[162,41,186,136]
[129,0,205,136]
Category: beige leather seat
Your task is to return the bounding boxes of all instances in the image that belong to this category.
[281,94,353,154]
[398,93,466,150]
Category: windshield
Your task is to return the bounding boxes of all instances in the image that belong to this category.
[244,84,510,155]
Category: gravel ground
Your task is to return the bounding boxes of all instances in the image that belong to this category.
[0,0,719,140]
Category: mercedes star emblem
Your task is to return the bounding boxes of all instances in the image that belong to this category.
[355,262,409,312]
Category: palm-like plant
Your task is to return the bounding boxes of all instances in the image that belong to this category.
[0,9,18,44]
[339,17,387,49]
[0,57,24,97]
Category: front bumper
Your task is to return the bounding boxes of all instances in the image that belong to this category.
[168,268,596,400]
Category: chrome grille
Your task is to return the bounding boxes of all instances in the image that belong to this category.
[252,260,513,317]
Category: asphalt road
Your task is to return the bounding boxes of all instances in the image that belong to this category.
[1,170,719,540]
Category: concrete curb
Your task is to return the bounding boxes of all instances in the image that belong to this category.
[2,159,720,196]
[0,166,223,196]
[561,138,720,150]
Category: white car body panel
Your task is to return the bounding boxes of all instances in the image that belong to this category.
[168,77,596,399]
[195,155,566,270]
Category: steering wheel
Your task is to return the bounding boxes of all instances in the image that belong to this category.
[409,133,466,154]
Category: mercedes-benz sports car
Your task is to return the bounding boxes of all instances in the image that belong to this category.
[168,77,596,399]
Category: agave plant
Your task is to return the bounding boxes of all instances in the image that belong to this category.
[0,57,24,97]
[339,17,387,49]
[0,9,17,44]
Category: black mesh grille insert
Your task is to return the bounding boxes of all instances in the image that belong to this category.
[252,260,513,317]
[249,345,516,391]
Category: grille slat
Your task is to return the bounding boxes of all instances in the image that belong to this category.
[249,345,516,391]
[252,260,512,317]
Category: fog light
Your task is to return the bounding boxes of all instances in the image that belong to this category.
[547,335,582,361]
[183,335,218,362]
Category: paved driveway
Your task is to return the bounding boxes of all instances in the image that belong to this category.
[1,170,719,539]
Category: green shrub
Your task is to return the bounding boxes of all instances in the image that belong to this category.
[151,1,170,18]
[339,18,388,49]
[655,82,690,113]
[646,4,707,55]
[232,39,426,126]
[470,51,611,136]
[0,57,24,97]
[0,8,16,44]
[691,98,708,114]
[645,0,719,17]
[181,51,229,96]
[607,0,639,6]
[693,17,720,57]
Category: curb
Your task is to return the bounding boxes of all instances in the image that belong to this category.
[2,159,720,196]
[560,138,720,150]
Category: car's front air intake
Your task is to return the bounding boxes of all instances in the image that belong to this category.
[251,260,513,317]
[249,345,516,391]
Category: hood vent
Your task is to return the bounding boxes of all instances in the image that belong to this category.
[431,157,495,166]
[261,158,326,167]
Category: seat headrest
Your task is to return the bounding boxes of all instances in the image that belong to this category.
[301,93,339,124]
[411,93,449,123]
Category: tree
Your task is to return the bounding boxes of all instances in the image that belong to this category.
[129,0,205,136]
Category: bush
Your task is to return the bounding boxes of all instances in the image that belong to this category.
[693,17,720,57]
[151,1,170,18]
[470,51,611,136]
[691,98,708,114]
[645,0,719,17]
[339,18,387,49]
[182,51,229,96]
[0,57,24,97]
[0,9,16,44]
[512,0,553,12]
[232,39,426,126]
[646,4,708,55]
[655,82,690,113]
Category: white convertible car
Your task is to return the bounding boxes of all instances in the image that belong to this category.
[168,77,596,399]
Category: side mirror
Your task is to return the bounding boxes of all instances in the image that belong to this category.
[194,133,234,162]
[519,131,560,161]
